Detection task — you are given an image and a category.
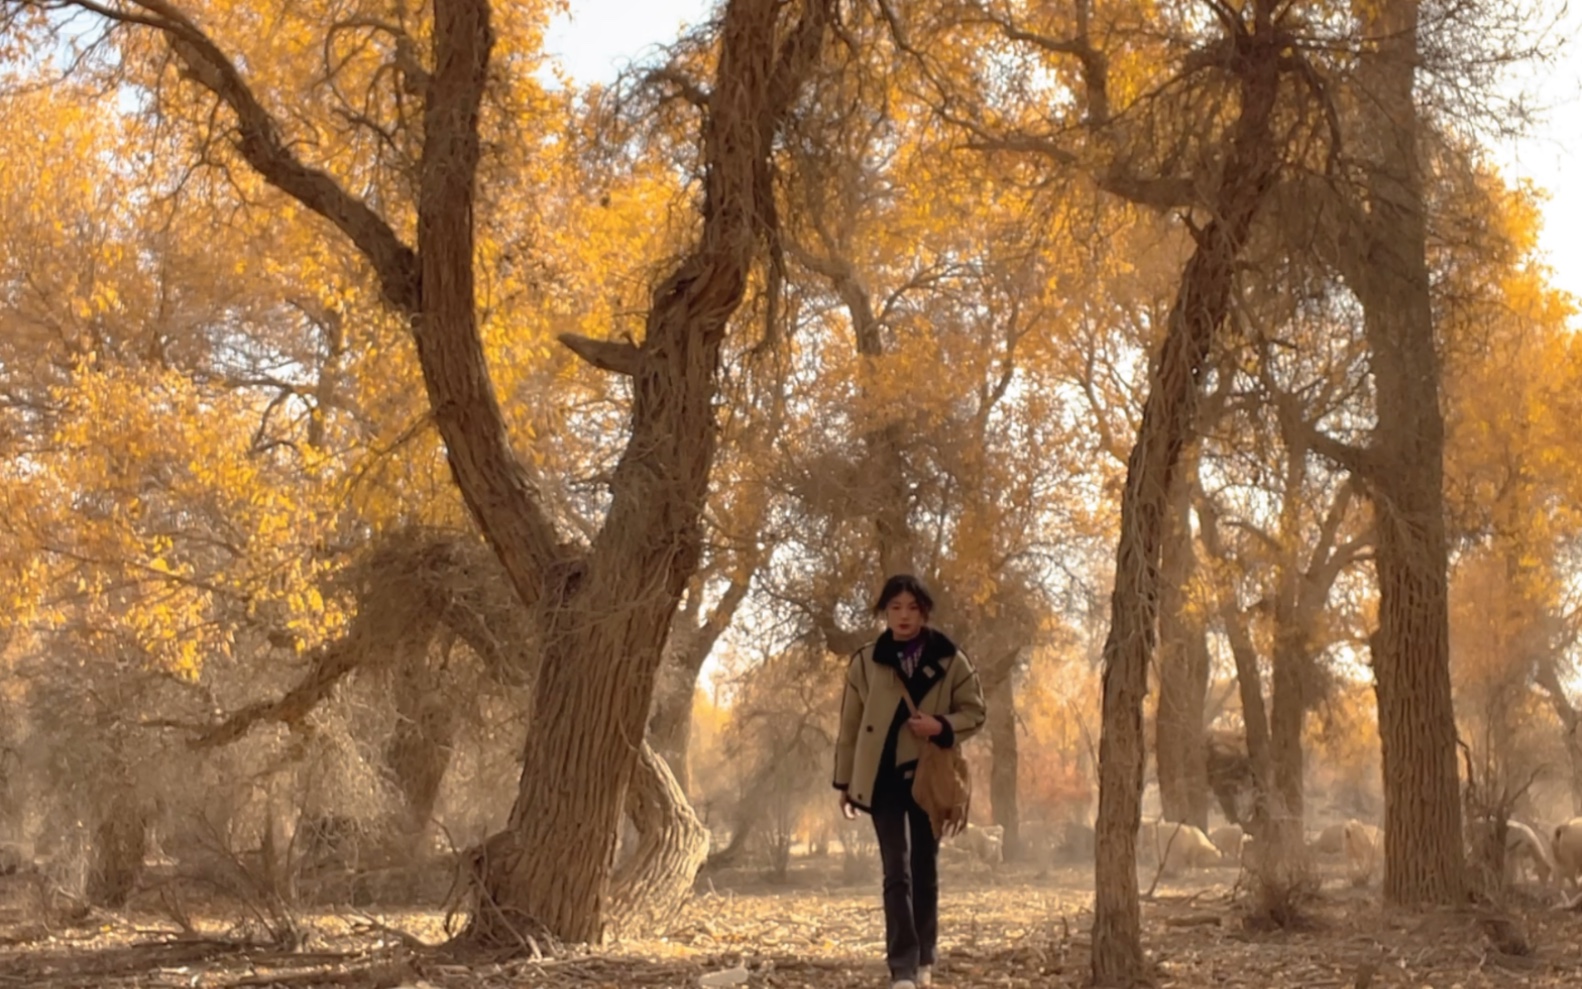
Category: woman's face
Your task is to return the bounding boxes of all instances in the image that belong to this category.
[885,591,925,640]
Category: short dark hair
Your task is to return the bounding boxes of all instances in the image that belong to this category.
[873,574,934,619]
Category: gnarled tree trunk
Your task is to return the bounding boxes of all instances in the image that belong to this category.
[607,742,710,937]
[42,0,824,947]
[1090,18,1283,983]
[466,0,832,944]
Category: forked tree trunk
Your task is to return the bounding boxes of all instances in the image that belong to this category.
[1344,0,1464,905]
[1090,19,1283,984]
[606,742,710,937]
[51,0,819,948]
[465,1,832,944]
[1156,464,1209,830]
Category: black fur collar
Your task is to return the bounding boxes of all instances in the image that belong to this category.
[871,627,958,674]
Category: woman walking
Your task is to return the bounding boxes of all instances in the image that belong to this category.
[833,574,987,989]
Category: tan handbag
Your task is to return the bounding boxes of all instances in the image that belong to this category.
[900,684,972,839]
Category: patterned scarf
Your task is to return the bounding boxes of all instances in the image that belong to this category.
[897,632,927,678]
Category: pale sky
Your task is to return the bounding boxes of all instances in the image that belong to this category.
[544,0,1582,323]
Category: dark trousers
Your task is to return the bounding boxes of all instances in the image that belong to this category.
[871,796,939,980]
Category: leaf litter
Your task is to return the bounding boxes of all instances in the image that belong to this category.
[1,861,1580,988]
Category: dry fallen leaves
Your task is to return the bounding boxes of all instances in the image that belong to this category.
[0,860,1580,988]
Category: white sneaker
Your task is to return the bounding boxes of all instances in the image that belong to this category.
[890,981,917,989]
[918,965,933,986]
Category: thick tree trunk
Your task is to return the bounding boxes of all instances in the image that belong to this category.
[52,0,817,949]
[1156,465,1209,830]
[1342,0,1464,906]
[1090,23,1282,983]
[986,671,1022,858]
[456,0,829,945]
[607,742,710,937]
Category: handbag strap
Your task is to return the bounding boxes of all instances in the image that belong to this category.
[898,678,921,718]
[893,647,952,719]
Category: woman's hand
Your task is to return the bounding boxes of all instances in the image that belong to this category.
[907,712,944,738]
[839,791,858,820]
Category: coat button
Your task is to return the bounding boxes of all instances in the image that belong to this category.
[865,725,874,732]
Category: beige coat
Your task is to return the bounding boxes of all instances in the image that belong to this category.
[833,637,987,810]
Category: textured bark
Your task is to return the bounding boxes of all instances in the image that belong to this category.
[606,742,711,937]
[1345,0,1464,906]
[469,0,832,944]
[1155,464,1209,830]
[42,0,824,945]
[1090,17,1284,982]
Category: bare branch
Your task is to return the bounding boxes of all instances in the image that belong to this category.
[1304,424,1377,480]
[559,333,642,376]
[645,65,710,109]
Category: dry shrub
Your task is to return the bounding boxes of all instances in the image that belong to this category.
[1239,837,1321,930]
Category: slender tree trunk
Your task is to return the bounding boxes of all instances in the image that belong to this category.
[1223,601,1275,805]
[1156,464,1208,830]
[1092,43,1282,988]
[648,660,705,799]
[1091,18,1284,979]
[986,670,1022,858]
[1345,0,1464,906]
[1202,490,1278,822]
[793,233,916,577]
[1269,631,1305,826]
[1535,661,1582,814]
[1182,632,1211,829]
